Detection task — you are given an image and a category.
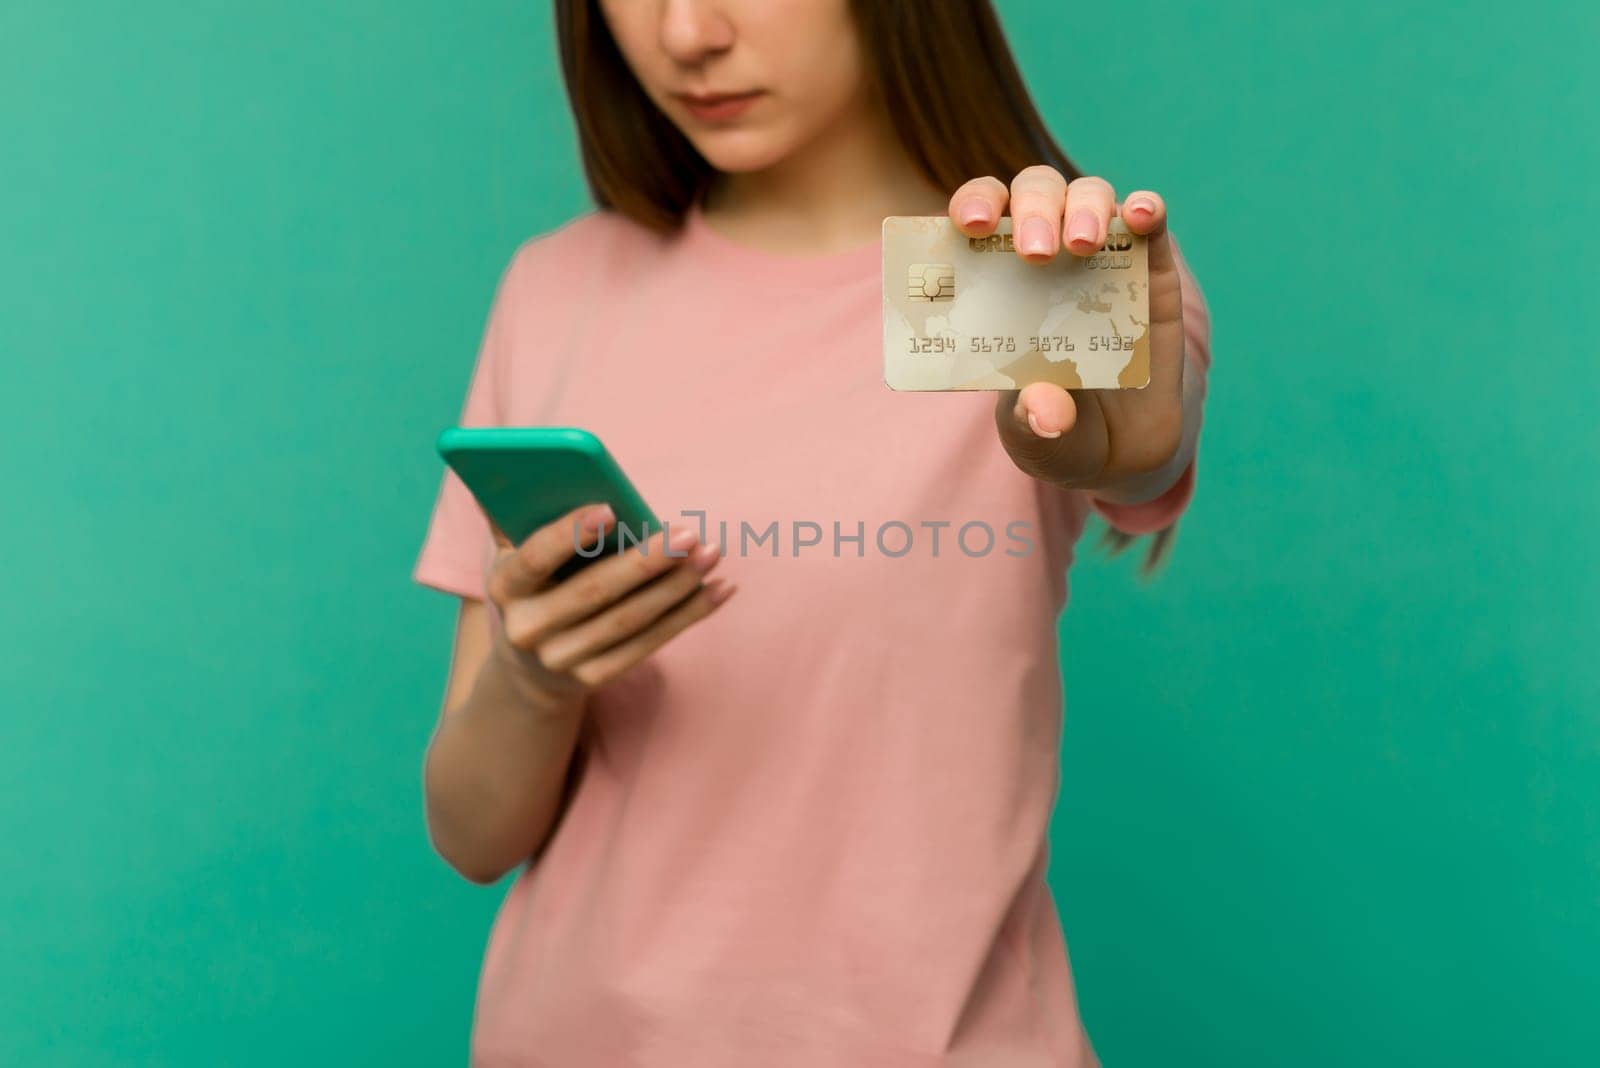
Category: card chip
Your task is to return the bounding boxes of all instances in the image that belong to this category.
[908,263,955,301]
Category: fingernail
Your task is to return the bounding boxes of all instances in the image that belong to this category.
[1066,209,1099,248]
[1018,216,1053,256]
[957,197,991,228]
[665,524,696,556]
[705,578,736,606]
[1125,197,1157,221]
[581,503,614,534]
[1026,410,1061,439]
[688,541,721,573]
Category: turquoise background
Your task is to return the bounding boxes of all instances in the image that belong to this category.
[3,1,1595,1063]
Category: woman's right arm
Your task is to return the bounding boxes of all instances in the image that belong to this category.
[422,504,733,885]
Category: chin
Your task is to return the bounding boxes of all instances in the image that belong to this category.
[687,132,798,176]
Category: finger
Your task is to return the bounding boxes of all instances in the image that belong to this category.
[487,502,613,604]
[1063,176,1116,256]
[994,382,1078,453]
[993,385,1108,485]
[1119,189,1165,236]
[948,176,1008,236]
[537,541,722,672]
[1014,381,1078,439]
[1008,165,1068,261]
[1120,190,1177,302]
[570,578,736,690]
[505,523,700,655]
[1116,189,1183,401]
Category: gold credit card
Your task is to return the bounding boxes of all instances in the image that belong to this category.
[882,216,1150,391]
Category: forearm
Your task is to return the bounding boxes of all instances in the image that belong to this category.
[423,644,587,885]
[1087,344,1203,506]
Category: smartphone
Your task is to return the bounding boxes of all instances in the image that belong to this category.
[436,426,663,580]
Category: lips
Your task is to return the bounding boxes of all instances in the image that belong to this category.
[675,89,764,123]
[676,90,762,106]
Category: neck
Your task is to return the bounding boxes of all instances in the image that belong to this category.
[700,97,947,256]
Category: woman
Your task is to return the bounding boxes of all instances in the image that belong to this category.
[413,0,1212,1063]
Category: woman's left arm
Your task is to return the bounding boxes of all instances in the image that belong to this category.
[947,168,1197,499]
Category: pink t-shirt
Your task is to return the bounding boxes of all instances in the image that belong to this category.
[413,199,1212,1066]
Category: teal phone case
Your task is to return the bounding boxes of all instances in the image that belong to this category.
[436,427,662,568]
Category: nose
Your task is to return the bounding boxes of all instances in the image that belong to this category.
[657,0,735,64]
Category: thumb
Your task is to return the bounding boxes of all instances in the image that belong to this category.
[993,386,1072,465]
[1009,382,1077,441]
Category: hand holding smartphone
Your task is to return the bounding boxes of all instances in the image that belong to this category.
[436,426,735,693]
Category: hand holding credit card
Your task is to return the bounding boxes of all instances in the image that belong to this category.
[882,215,1151,391]
[886,171,1194,515]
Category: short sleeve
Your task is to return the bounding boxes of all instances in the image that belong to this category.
[410,248,527,601]
[1089,232,1212,536]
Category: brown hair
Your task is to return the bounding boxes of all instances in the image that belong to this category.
[554,0,1178,576]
